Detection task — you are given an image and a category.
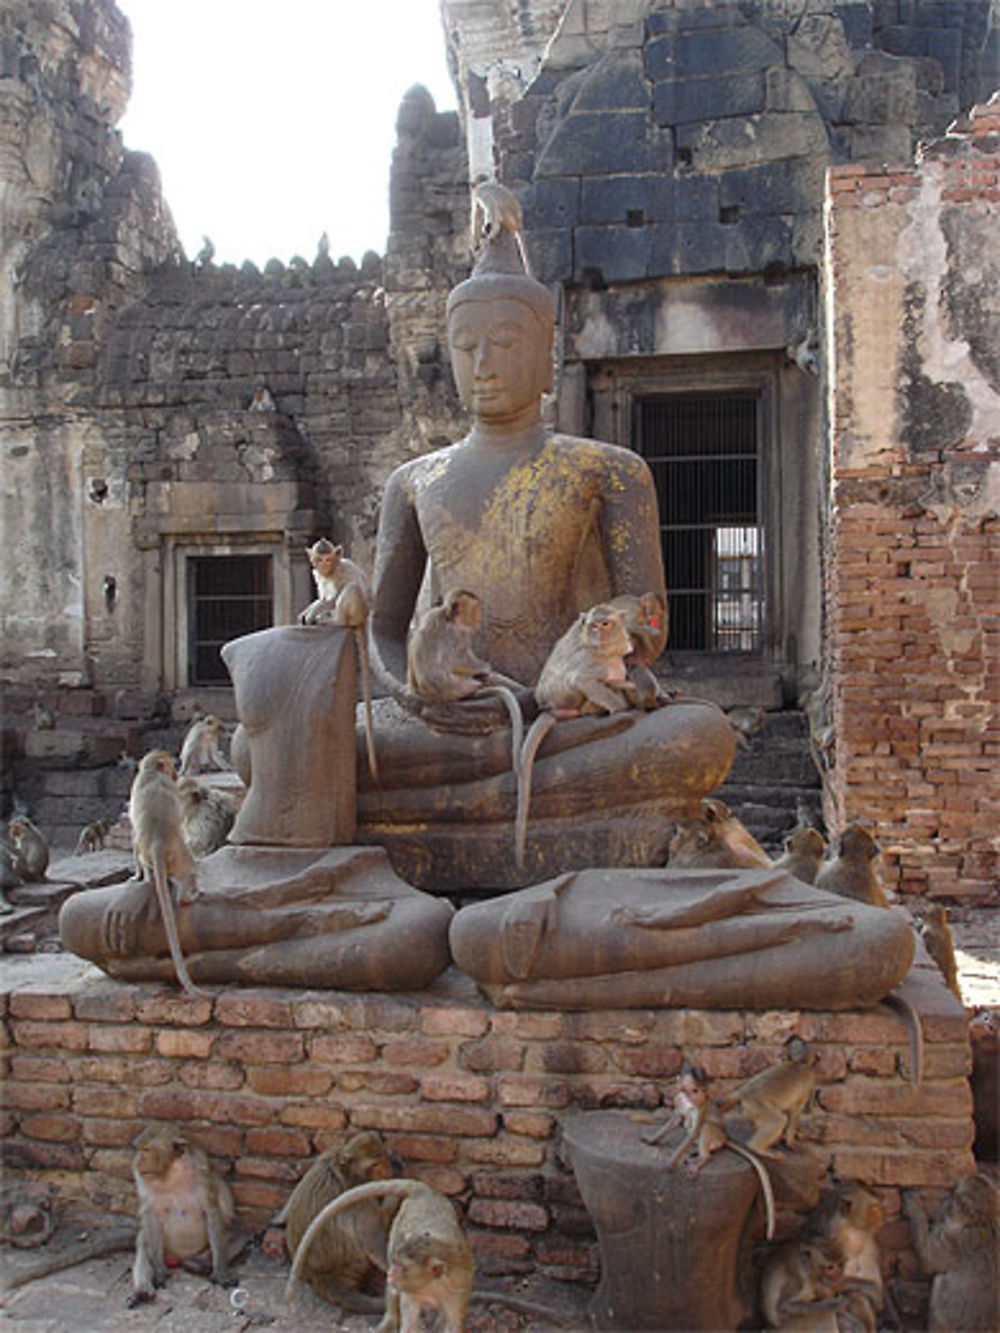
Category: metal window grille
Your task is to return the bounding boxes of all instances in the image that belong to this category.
[634,394,763,653]
[188,555,273,685]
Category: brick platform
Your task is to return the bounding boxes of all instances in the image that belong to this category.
[0,940,973,1319]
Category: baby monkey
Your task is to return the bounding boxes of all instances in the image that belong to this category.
[606,590,669,709]
[644,1064,775,1238]
[129,1126,238,1307]
[760,1235,848,1331]
[75,817,112,855]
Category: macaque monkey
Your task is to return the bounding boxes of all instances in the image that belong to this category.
[816,824,888,908]
[803,1183,888,1330]
[128,749,205,998]
[178,714,227,777]
[644,1065,776,1238]
[129,1125,237,1307]
[919,902,961,1000]
[774,826,827,884]
[903,1174,999,1333]
[6,816,49,881]
[273,1130,394,1310]
[300,538,378,781]
[727,705,766,749]
[407,588,525,761]
[472,178,532,276]
[714,1036,818,1154]
[668,797,772,871]
[969,1008,998,1161]
[606,590,669,709]
[516,603,636,867]
[288,1178,474,1333]
[760,1236,848,1331]
[75,817,112,855]
[176,777,238,858]
[286,1174,566,1330]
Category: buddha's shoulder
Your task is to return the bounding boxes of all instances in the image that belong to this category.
[390,441,466,487]
[545,433,647,473]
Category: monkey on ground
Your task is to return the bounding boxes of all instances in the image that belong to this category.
[644,1064,776,1238]
[300,538,379,781]
[129,1125,239,1307]
[774,826,827,884]
[287,1177,473,1333]
[178,714,227,777]
[919,902,961,1000]
[287,1175,573,1329]
[759,1235,849,1331]
[176,777,238,859]
[74,817,112,855]
[128,749,206,998]
[713,1036,819,1155]
[606,590,669,709]
[269,1130,394,1311]
[816,824,889,908]
[406,588,525,760]
[903,1174,998,1333]
[516,602,636,867]
[802,1183,890,1332]
[667,797,773,871]
[6,816,49,882]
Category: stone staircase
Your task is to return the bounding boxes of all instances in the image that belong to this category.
[714,709,824,853]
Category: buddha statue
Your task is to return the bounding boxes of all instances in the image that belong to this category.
[356,191,735,892]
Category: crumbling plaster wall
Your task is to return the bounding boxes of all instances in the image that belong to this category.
[824,97,999,900]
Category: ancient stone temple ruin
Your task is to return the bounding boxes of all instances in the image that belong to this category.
[1,2,997,1330]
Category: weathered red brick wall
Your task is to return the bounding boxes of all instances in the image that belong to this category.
[824,98,1000,901]
[0,956,971,1316]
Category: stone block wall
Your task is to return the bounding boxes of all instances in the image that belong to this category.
[0,952,972,1319]
[823,98,1000,901]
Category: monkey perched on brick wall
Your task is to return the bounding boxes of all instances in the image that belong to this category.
[904,1174,999,1333]
[919,902,961,1000]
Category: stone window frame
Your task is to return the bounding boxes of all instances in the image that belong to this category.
[585,352,785,664]
[157,535,296,693]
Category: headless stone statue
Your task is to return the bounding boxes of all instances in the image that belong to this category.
[59,627,453,991]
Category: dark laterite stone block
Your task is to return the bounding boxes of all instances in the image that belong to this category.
[523,177,581,233]
[646,25,781,81]
[652,72,766,126]
[535,112,668,178]
[574,224,653,284]
[572,50,649,113]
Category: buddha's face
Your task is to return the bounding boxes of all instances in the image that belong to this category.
[448,296,553,424]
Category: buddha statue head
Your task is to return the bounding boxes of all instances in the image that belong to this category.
[446,187,555,422]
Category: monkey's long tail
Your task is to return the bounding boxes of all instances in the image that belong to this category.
[150,849,209,1000]
[477,685,524,769]
[3,1227,136,1290]
[514,713,557,869]
[356,630,379,783]
[883,993,924,1088]
[285,1179,426,1302]
[726,1143,776,1240]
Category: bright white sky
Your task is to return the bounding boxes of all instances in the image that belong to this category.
[117,0,458,267]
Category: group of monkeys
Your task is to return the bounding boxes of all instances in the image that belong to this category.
[7,1106,995,1332]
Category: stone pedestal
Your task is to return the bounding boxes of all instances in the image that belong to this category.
[564,1111,764,1331]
